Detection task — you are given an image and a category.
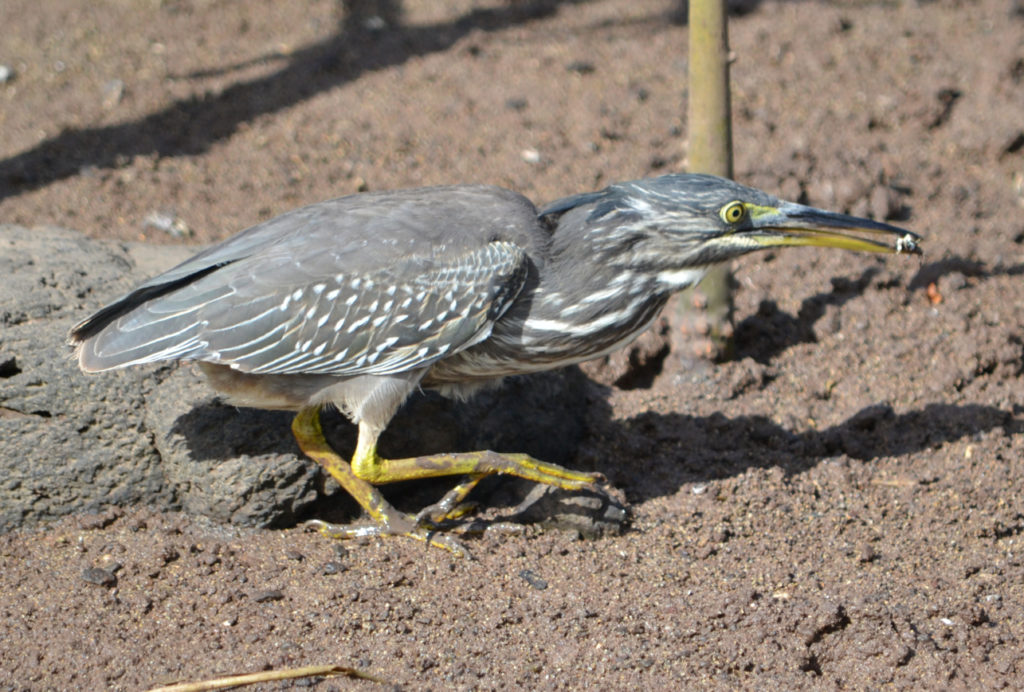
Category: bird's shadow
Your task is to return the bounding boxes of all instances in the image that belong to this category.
[167,366,1020,530]
[602,402,1021,505]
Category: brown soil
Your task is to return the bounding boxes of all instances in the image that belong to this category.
[2,0,1024,689]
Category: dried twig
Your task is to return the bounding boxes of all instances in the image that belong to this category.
[145,663,386,692]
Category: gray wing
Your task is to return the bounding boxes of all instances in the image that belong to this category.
[72,185,540,376]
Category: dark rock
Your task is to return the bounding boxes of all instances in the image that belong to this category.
[145,366,320,528]
[0,226,170,531]
[0,225,323,530]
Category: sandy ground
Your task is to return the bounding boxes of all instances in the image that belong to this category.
[2,0,1024,689]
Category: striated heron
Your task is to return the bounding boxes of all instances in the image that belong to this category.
[70,174,921,553]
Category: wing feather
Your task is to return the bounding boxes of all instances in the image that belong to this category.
[72,185,542,375]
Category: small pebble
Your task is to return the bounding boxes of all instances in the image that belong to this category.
[76,508,122,530]
[938,271,968,292]
[519,569,548,590]
[322,561,346,575]
[143,211,192,238]
[101,79,124,109]
[566,60,596,75]
[0,65,13,83]
[81,567,118,587]
[870,185,897,221]
[857,542,878,562]
[252,589,285,603]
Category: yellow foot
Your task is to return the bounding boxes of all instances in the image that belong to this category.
[293,407,613,557]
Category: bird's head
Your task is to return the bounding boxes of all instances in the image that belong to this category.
[541,173,921,288]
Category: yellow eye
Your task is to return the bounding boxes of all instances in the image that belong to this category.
[720,201,746,224]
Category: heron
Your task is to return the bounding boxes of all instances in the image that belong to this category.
[70,173,920,553]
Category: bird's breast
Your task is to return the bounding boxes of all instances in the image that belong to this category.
[423,291,669,384]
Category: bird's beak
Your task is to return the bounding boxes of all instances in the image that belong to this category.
[746,201,922,255]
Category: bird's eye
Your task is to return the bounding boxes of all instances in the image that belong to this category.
[720,201,746,224]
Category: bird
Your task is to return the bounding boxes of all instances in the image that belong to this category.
[70,173,921,553]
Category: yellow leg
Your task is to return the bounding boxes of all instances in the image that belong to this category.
[291,407,466,556]
[350,420,605,521]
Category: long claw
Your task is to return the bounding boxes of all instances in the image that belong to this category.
[414,474,485,527]
[304,518,470,557]
[415,500,480,528]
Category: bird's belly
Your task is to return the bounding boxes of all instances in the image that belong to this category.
[197,362,332,411]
